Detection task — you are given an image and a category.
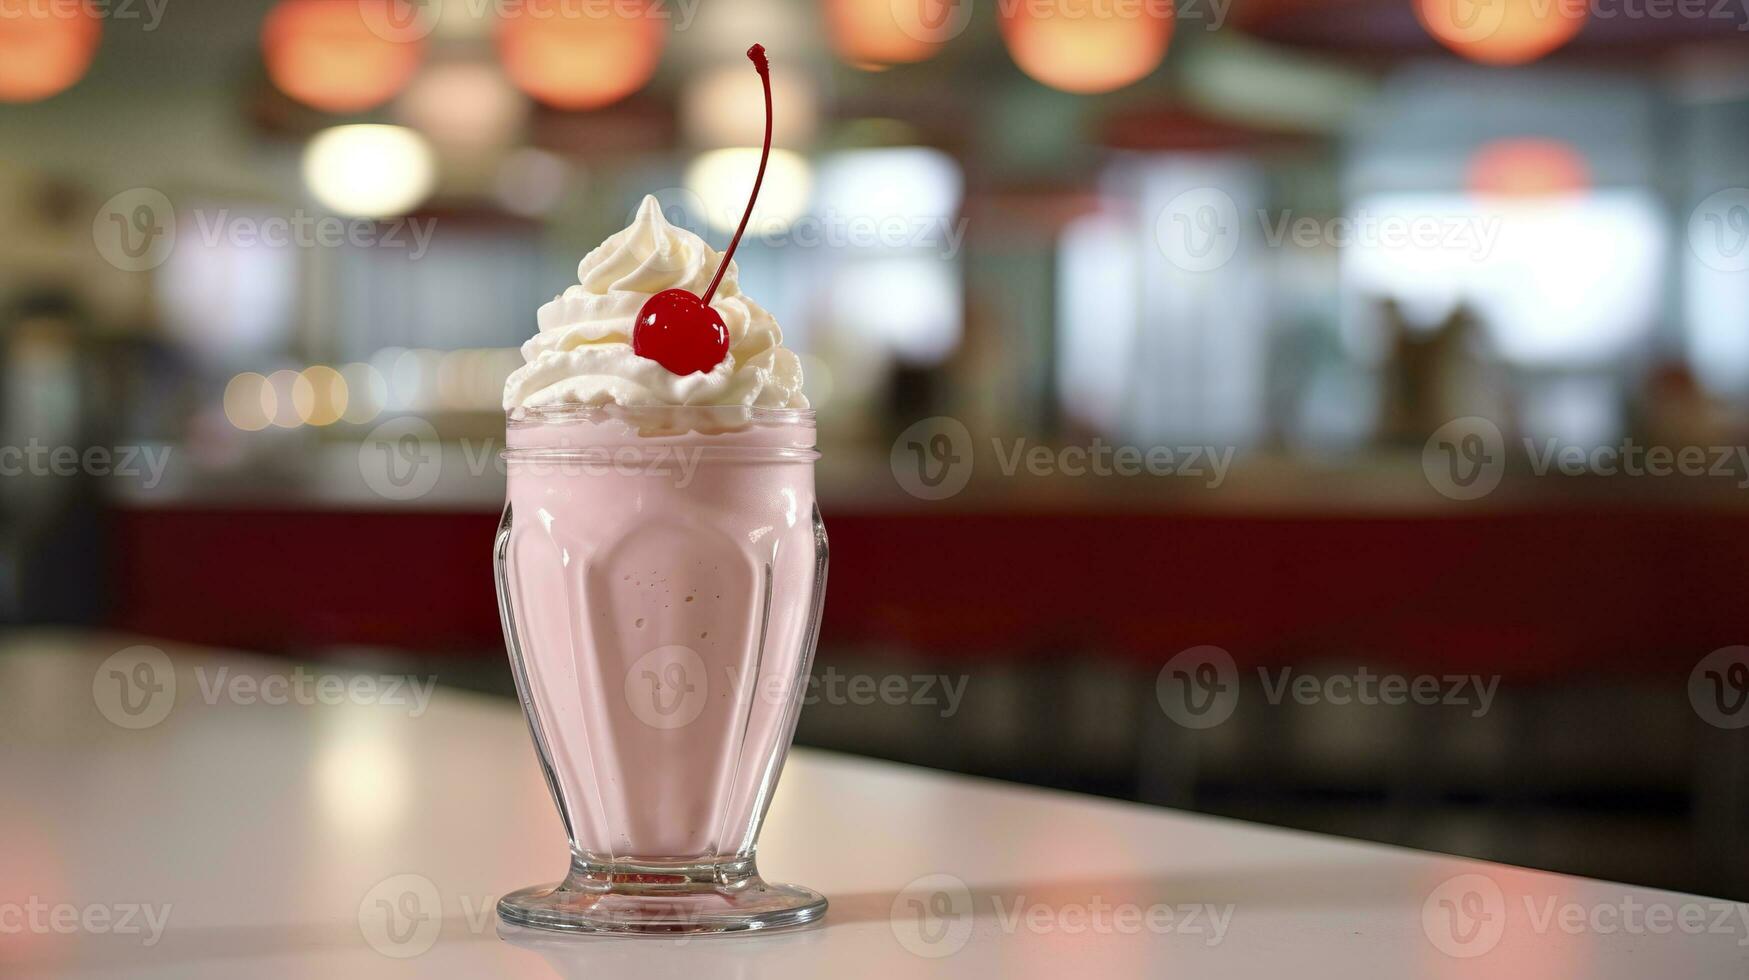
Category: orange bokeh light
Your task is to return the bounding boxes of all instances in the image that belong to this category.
[1000,0,1173,94]
[496,1,665,110]
[1467,138,1590,197]
[1416,0,1586,65]
[824,0,949,68]
[0,6,102,103]
[262,0,424,112]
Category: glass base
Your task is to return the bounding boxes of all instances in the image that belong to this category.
[497,859,827,936]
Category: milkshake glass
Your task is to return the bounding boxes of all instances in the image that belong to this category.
[494,404,827,934]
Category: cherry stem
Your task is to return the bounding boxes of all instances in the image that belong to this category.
[702,44,771,306]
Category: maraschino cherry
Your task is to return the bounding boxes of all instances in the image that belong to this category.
[632,44,774,376]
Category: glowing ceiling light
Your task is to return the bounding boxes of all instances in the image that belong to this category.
[683,148,813,233]
[293,366,349,426]
[682,62,817,148]
[395,60,527,151]
[1416,0,1586,66]
[823,0,969,68]
[1000,0,1173,94]
[493,148,573,217]
[340,363,389,424]
[816,147,963,232]
[1467,139,1590,198]
[496,0,665,110]
[224,373,276,432]
[0,5,101,103]
[302,125,437,218]
[267,370,304,428]
[262,0,425,112]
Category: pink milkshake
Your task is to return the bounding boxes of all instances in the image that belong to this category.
[494,47,823,934]
[495,408,826,932]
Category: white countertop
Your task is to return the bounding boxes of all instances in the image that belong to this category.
[3,632,1744,977]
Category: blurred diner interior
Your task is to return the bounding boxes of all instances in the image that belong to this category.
[4,0,1749,901]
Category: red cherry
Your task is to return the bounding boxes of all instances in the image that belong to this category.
[632,288,730,375]
[630,44,774,378]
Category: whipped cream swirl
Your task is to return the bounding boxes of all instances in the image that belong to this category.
[503,195,808,411]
